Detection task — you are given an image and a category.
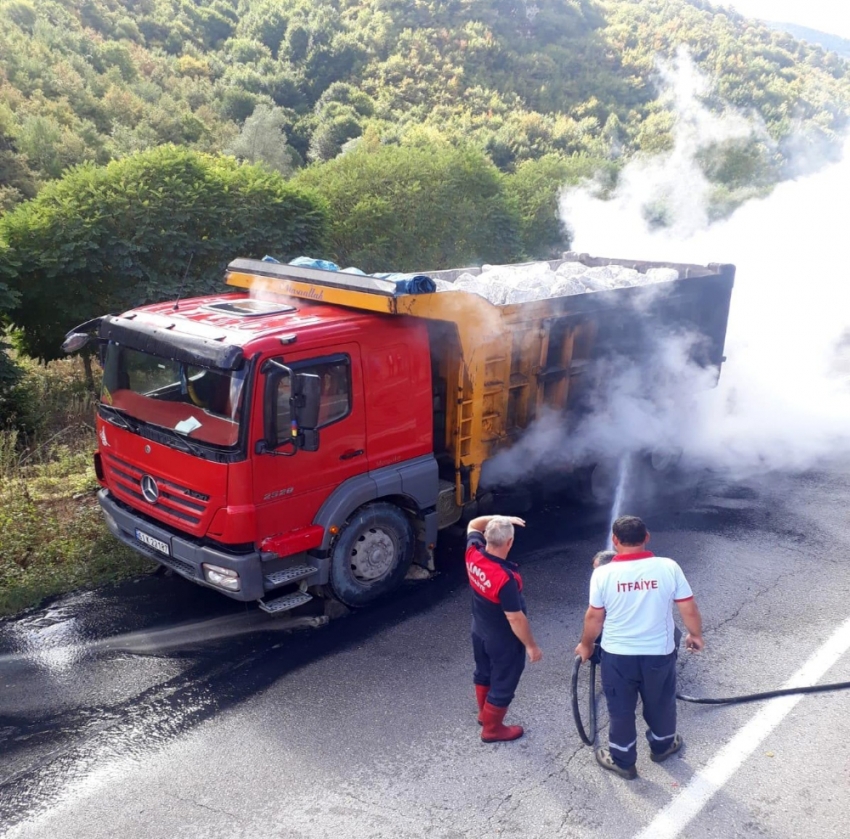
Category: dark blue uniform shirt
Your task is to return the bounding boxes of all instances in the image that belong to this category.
[466,531,526,643]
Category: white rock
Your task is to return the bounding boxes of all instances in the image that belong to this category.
[555,261,587,278]
[584,265,616,281]
[608,266,641,287]
[579,273,615,292]
[433,259,683,304]
[644,267,680,283]
[550,276,587,297]
[434,279,457,292]
[509,267,558,291]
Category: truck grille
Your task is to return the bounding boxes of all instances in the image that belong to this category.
[160,556,199,579]
[104,453,211,529]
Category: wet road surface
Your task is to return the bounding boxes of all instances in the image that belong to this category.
[1,464,849,838]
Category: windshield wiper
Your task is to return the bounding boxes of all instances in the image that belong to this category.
[100,403,221,457]
[99,404,138,432]
[148,425,207,457]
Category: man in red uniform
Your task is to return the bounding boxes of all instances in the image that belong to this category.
[466,514,543,742]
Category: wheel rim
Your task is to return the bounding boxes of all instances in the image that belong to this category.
[350,527,397,583]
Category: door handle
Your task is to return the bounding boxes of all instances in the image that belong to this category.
[340,449,365,461]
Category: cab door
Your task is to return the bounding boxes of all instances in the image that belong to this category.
[253,343,367,542]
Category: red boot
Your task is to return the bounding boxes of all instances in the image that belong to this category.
[475,684,489,725]
[480,702,524,742]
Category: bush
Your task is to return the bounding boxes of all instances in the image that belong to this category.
[293,141,523,271]
[0,355,154,616]
[0,146,327,362]
[0,347,32,431]
[502,153,617,259]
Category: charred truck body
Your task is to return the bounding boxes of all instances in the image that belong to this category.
[79,254,734,613]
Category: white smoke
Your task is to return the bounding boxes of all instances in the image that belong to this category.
[568,47,766,243]
[490,48,850,485]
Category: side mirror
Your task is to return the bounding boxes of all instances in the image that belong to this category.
[292,372,321,430]
[260,362,321,455]
[61,316,106,354]
[61,332,91,354]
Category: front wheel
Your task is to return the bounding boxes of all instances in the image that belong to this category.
[328,503,415,607]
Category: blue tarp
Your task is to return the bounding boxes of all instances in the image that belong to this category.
[381,274,437,294]
[274,256,437,295]
[288,256,341,272]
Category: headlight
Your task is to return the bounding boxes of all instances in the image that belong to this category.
[202,563,241,592]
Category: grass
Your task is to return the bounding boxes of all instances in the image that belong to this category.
[0,355,155,618]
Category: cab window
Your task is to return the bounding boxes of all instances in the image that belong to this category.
[272,355,351,445]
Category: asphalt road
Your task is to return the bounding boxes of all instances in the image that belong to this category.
[1,463,849,839]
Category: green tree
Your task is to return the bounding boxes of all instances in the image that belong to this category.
[0,0,849,215]
[219,87,261,122]
[503,153,617,258]
[307,103,363,162]
[293,141,522,271]
[226,103,301,175]
[238,0,293,56]
[0,146,326,362]
[2,0,37,33]
[0,105,38,210]
[0,276,24,424]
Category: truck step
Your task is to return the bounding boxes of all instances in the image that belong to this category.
[258,591,313,614]
[264,564,319,588]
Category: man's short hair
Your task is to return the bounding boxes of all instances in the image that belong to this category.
[484,516,515,548]
[612,515,648,547]
[592,550,616,568]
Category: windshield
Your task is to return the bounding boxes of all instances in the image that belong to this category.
[101,345,247,448]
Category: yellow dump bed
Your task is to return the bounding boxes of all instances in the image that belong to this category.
[226,255,735,503]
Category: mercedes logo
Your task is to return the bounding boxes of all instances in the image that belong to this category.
[141,475,160,504]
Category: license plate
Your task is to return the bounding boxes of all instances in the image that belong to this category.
[135,529,170,556]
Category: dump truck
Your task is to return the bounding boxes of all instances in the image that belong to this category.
[65,253,734,613]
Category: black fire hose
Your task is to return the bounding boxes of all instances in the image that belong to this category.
[571,654,598,746]
[571,655,850,746]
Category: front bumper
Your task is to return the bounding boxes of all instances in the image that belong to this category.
[98,489,265,601]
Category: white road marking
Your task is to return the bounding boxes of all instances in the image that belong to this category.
[634,614,850,839]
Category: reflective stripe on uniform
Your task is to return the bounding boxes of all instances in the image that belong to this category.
[609,738,637,752]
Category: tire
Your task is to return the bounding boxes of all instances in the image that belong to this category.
[328,503,415,608]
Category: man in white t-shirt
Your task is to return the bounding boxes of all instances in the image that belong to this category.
[575,516,704,780]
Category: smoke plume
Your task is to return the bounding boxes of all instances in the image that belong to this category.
[488,49,850,487]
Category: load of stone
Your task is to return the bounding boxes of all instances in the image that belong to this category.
[434,261,680,305]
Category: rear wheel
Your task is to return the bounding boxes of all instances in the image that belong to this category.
[329,503,415,607]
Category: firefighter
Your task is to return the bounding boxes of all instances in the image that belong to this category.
[466,514,543,742]
[575,516,704,779]
[589,549,682,663]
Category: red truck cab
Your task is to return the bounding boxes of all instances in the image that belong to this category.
[94,289,440,612]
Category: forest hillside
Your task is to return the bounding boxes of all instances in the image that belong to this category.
[1,0,849,211]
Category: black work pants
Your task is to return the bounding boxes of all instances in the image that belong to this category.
[600,651,677,769]
[472,632,526,708]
